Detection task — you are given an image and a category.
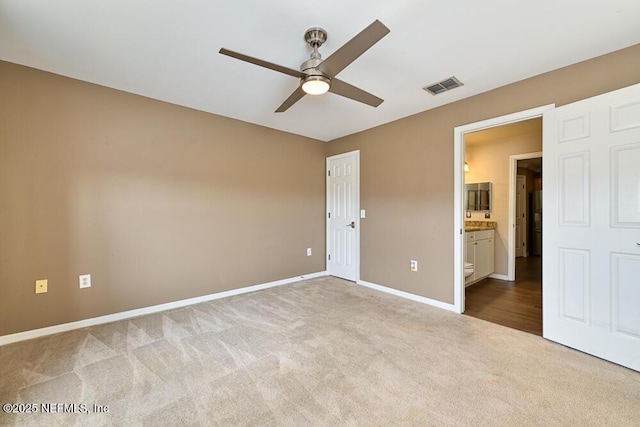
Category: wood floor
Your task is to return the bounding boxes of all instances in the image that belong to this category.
[464,256,542,335]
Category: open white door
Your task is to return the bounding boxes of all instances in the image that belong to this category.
[515,174,526,258]
[543,83,640,371]
[327,151,359,281]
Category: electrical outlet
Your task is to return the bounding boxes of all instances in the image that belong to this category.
[410,260,418,272]
[466,211,471,218]
[79,274,91,289]
[485,211,491,218]
[35,279,48,294]
[306,248,312,256]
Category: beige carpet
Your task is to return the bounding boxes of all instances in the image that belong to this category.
[1,276,639,426]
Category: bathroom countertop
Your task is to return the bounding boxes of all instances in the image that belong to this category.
[465,226,494,231]
[465,221,497,232]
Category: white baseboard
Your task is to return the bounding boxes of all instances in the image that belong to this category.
[357,280,456,312]
[0,271,328,347]
[489,273,510,281]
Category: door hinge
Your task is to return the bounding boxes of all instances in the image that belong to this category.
[328,170,330,176]
[328,254,331,261]
[328,212,331,218]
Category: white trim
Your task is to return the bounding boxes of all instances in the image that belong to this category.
[0,271,328,346]
[454,128,465,313]
[454,104,554,314]
[326,150,360,282]
[508,152,542,280]
[489,273,510,281]
[357,280,457,312]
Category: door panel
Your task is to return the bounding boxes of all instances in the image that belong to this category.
[558,248,590,323]
[559,152,590,226]
[475,238,493,278]
[515,175,526,257]
[558,113,590,142]
[610,97,640,132]
[611,143,640,226]
[327,152,359,281]
[611,253,640,338]
[543,83,640,371]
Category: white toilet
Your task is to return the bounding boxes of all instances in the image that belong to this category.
[464,262,474,278]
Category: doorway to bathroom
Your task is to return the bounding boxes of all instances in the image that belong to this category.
[464,152,543,335]
[454,107,549,336]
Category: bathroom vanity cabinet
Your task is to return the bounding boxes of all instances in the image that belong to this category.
[465,229,495,286]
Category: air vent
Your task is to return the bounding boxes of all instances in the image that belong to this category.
[423,76,464,95]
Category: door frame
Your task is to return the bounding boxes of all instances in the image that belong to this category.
[326,150,361,282]
[453,105,554,314]
[508,152,542,280]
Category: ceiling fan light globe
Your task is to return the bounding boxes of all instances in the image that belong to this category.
[301,76,330,95]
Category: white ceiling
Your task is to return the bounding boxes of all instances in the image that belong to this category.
[1,1,639,141]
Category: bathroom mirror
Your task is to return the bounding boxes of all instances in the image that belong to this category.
[465,182,492,211]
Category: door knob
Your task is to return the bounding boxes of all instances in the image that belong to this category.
[347,221,355,228]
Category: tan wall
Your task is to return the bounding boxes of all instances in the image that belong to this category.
[327,43,640,304]
[0,61,327,336]
[466,131,542,275]
[2,44,639,335]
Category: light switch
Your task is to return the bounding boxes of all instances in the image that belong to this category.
[360,209,366,218]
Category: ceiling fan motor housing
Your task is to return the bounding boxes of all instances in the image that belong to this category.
[301,57,327,77]
[300,57,330,94]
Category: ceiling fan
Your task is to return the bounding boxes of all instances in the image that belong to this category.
[219,20,390,112]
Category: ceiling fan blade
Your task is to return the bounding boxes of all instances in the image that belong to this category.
[329,78,383,108]
[219,48,304,78]
[275,86,306,112]
[317,20,390,78]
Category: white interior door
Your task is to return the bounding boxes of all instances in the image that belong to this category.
[543,83,640,371]
[515,174,526,257]
[327,151,359,281]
